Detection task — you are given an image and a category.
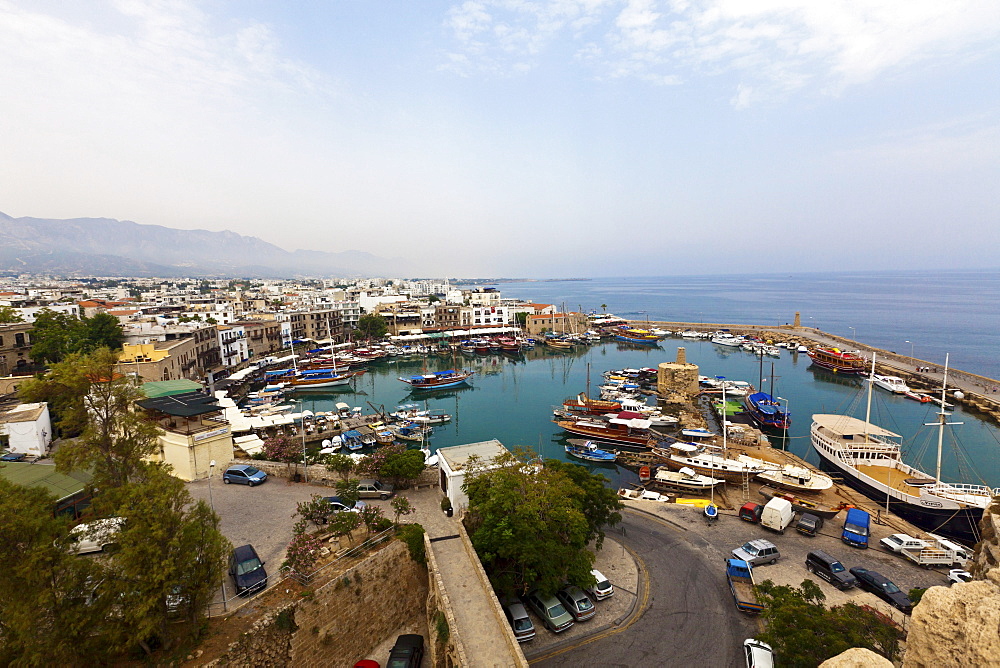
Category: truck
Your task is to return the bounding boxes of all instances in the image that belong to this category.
[726,558,764,614]
[760,497,794,534]
[880,533,930,553]
[841,508,870,548]
[899,545,960,568]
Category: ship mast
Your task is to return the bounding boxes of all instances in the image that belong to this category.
[863,353,875,439]
[926,354,963,485]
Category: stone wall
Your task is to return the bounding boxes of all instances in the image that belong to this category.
[208,540,428,667]
[424,533,468,667]
[229,457,440,489]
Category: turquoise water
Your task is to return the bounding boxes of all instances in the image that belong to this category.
[291,341,1000,489]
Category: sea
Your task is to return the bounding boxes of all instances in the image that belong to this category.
[288,269,1000,493]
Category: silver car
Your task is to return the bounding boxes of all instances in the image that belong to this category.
[731,539,780,566]
[525,591,574,633]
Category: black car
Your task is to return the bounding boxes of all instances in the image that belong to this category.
[229,544,267,596]
[386,633,424,668]
[849,567,913,614]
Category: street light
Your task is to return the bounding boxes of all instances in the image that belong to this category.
[209,459,227,612]
[298,400,308,484]
[906,340,914,358]
[848,326,856,341]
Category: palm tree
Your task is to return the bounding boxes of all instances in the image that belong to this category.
[601,304,607,313]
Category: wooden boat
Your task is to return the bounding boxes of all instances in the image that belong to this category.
[288,368,363,390]
[743,392,791,430]
[652,466,723,492]
[736,455,834,493]
[398,369,473,390]
[758,485,848,520]
[565,439,617,463]
[390,422,431,442]
[554,415,653,447]
[563,392,621,415]
[681,428,714,439]
[651,442,775,481]
[807,347,867,374]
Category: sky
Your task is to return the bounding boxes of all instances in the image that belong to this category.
[1,1,999,278]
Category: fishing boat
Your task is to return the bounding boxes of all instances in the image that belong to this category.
[807,347,868,374]
[652,466,723,492]
[554,414,653,447]
[288,367,362,390]
[743,392,791,430]
[390,422,431,442]
[341,430,365,451]
[872,374,910,394]
[563,392,622,415]
[565,439,618,463]
[810,354,1000,544]
[757,486,848,520]
[736,455,834,493]
[614,327,661,345]
[398,369,474,390]
[681,427,714,439]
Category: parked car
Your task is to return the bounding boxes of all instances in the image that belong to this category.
[948,569,973,584]
[524,591,574,633]
[805,550,857,590]
[743,638,775,668]
[503,600,536,642]
[585,569,614,600]
[849,567,914,614]
[357,479,394,500]
[556,585,596,622]
[732,539,780,567]
[739,502,763,524]
[68,517,124,555]
[223,464,268,486]
[386,633,424,668]
[879,533,929,553]
[795,512,824,537]
[323,496,366,515]
[229,544,267,596]
[0,451,26,462]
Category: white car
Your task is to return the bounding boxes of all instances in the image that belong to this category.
[744,638,774,668]
[68,518,124,554]
[948,569,973,584]
[585,569,614,600]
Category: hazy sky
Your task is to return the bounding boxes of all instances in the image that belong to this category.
[2,1,999,277]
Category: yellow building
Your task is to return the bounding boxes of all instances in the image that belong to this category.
[137,381,234,481]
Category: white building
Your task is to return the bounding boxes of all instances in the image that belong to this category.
[0,402,53,458]
[437,440,510,511]
[471,305,511,327]
[217,324,249,368]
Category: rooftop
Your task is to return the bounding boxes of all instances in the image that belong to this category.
[0,462,91,502]
[437,439,509,472]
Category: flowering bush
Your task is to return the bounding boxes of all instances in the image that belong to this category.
[284,531,322,575]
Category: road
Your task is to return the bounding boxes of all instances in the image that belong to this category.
[534,509,757,668]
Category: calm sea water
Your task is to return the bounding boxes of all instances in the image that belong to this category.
[494,270,1000,381]
[291,340,1000,490]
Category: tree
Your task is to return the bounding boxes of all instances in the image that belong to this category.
[0,305,23,323]
[297,494,333,527]
[18,352,94,437]
[515,311,528,327]
[355,313,388,340]
[85,312,124,351]
[324,453,355,481]
[29,309,87,364]
[284,528,322,575]
[463,449,595,598]
[358,504,386,538]
[390,496,415,526]
[327,510,362,543]
[263,435,302,477]
[755,579,904,667]
[542,459,622,549]
[54,349,161,489]
[358,444,426,487]
[601,304,607,313]
[335,478,361,506]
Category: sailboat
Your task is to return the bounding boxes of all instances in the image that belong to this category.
[810,353,1000,544]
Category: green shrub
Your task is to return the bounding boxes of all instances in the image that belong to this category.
[440,496,452,512]
[275,609,298,633]
[398,523,426,564]
[435,610,449,644]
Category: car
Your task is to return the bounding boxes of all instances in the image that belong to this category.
[805,550,857,590]
[323,496,367,516]
[68,517,124,555]
[949,569,973,584]
[795,512,824,536]
[0,451,26,462]
[524,591,575,633]
[222,464,268,486]
[731,539,780,567]
[502,600,536,642]
[849,567,913,614]
[357,479,394,500]
[229,544,268,596]
[585,569,614,600]
[556,585,596,622]
[385,633,424,668]
[743,638,775,668]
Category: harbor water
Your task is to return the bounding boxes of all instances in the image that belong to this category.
[290,339,1000,491]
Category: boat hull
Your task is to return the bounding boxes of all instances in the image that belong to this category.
[813,446,984,544]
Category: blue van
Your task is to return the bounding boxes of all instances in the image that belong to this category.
[841,508,870,548]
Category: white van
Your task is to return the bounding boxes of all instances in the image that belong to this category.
[68,518,124,554]
[760,497,794,534]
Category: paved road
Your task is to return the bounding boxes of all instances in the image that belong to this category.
[534,509,757,668]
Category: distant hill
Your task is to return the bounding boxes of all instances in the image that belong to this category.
[0,212,407,277]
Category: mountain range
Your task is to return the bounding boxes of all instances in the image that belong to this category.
[0,212,408,278]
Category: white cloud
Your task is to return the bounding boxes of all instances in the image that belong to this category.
[442,0,1000,104]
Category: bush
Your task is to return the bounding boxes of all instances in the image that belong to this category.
[398,524,426,564]
[435,610,449,644]
[441,496,453,512]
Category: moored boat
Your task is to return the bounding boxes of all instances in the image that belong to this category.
[807,347,867,374]
[398,369,474,390]
[650,441,775,481]
[554,414,653,447]
[652,466,723,492]
[743,392,791,430]
[565,439,618,463]
[872,374,910,394]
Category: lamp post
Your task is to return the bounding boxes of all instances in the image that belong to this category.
[209,459,227,611]
[906,340,914,359]
[299,401,308,483]
[848,326,856,341]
